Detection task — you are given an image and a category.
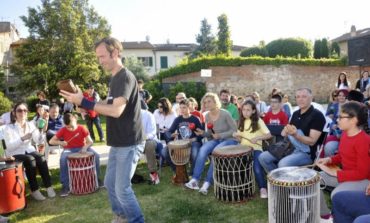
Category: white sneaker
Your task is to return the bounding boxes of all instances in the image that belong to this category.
[31,189,46,201]
[184,179,199,190]
[0,215,9,223]
[199,182,210,195]
[46,187,56,198]
[260,188,268,199]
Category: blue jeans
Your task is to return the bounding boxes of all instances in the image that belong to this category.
[253,150,267,189]
[60,148,100,189]
[104,144,144,223]
[258,150,312,173]
[332,190,370,223]
[287,129,310,153]
[192,139,238,184]
[86,116,104,141]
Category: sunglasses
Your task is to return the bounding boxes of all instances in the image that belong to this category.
[158,105,163,108]
[16,109,28,113]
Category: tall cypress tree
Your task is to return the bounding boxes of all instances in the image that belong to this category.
[313,39,322,59]
[192,18,217,58]
[216,14,232,56]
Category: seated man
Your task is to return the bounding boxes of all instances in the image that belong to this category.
[49,113,101,197]
[164,99,203,174]
[46,103,64,154]
[140,108,163,185]
[259,88,325,172]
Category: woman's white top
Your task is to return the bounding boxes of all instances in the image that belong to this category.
[336,82,351,90]
[3,121,41,157]
[153,109,177,131]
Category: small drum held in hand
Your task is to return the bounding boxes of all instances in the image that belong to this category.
[67,152,98,195]
[212,145,255,202]
[167,140,191,185]
[267,167,320,223]
[0,162,25,214]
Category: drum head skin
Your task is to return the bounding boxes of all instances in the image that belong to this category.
[67,151,94,159]
[268,166,320,186]
[213,145,252,157]
[168,140,191,147]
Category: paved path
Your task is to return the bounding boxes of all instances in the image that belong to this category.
[46,145,111,169]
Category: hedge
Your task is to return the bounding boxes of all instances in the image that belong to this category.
[158,55,346,80]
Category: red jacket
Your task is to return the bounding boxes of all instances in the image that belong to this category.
[83,92,98,118]
[331,130,370,182]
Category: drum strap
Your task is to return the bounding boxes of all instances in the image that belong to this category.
[15,164,23,199]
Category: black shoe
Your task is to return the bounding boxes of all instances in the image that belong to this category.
[131,174,145,184]
[60,187,70,197]
[98,180,105,188]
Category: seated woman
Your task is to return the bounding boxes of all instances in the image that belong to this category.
[323,89,348,157]
[164,99,203,175]
[233,100,272,198]
[49,113,101,197]
[3,102,55,201]
[153,97,177,142]
[331,183,370,223]
[316,101,370,219]
[185,92,238,195]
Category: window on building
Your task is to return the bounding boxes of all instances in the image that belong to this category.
[160,56,168,69]
[137,57,153,67]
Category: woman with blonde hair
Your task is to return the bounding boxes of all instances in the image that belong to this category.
[185,92,238,195]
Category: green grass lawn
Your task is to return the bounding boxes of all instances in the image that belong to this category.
[7,162,269,223]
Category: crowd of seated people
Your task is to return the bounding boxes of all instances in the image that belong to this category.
[0,70,369,223]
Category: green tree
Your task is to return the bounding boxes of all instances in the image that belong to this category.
[313,39,322,59]
[0,92,12,114]
[216,14,232,56]
[192,18,217,58]
[330,42,340,58]
[11,0,111,99]
[240,46,268,57]
[321,38,329,58]
[266,38,312,58]
[123,56,150,82]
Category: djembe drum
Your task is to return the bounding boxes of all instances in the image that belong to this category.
[212,145,255,202]
[267,167,320,223]
[167,140,191,185]
[67,152,98,195]
[0,162,25,214]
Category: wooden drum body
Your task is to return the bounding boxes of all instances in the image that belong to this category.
[212,145,255,202]
[267,167,320,223]
[0,162,25,214]
[67,152,98,195]
[167,140,191,185]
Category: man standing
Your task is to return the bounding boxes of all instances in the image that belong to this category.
[138,79,152,110]
[83,84,105,142]
[220,89,239,122]
[60,37,144,223]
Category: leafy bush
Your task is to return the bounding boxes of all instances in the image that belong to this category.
[0,92,13,115]
[240,47,268,57]
[26,94,39,112]
[158,55,345,79]
[266,38,313,58]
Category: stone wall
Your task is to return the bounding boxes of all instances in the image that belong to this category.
[162,65,368,103]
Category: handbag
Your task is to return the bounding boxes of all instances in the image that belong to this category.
[57,79,78,93]
[267,137,294,160]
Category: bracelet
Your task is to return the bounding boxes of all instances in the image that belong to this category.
[81,98,96,111]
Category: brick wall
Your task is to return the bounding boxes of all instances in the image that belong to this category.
[162,65,367,103]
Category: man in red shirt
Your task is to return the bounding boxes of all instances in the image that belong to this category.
[263,94,289,125]
[83,84,105,142]
[49,113,101,197]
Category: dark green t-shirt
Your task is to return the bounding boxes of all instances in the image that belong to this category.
[106,68,143,147]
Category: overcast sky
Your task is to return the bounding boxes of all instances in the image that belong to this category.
[1,0,369,46]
